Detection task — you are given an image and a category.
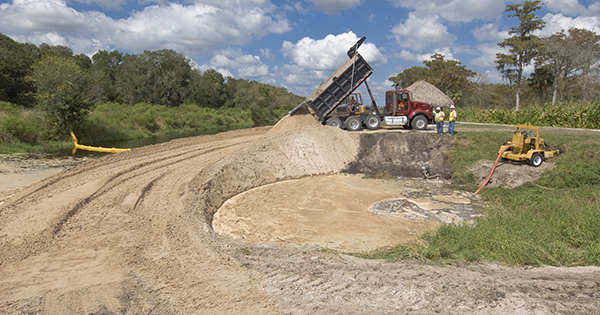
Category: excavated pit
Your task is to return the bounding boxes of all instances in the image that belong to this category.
[211,112,483,252]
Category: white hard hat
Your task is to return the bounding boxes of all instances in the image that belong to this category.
[450,105,455,109]
[435,107,441,110]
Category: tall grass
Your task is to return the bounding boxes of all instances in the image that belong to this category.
[77,102,254,144]
[460,101,600,129]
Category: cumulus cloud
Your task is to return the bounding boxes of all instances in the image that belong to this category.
[544,0,589,16]
[540,13,600,36]
[391,13,456,53]
[72,0,127,10]
[0,0,291,57]
[281,31,387,70]
[470,43,505,68]
[398,47,455,63]
[201,47,271,79]
[307,0,361,15]
[472,23,509,43]
[390,0,506,23]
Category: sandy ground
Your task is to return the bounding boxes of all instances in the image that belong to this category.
[1,115,599,314]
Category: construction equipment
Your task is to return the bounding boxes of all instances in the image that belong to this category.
[290,36,436,131]
[498,123,560,167]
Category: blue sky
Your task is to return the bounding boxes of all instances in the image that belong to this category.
[1,0,599,102]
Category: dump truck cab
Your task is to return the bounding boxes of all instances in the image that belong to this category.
[384,90,434,130]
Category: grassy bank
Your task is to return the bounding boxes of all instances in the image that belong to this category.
[366,130,600,266]
[0,101,258,154]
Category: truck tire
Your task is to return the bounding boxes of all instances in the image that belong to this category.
[345,116,363,131]
[411,115,428,130]
[529,153,543,167]
[365,114,381,130]
[325,117,342,128]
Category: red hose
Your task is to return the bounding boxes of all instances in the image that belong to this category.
[474,145,514,195]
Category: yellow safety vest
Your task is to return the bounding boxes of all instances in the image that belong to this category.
[449,110,457,121]
[435,111,445,122]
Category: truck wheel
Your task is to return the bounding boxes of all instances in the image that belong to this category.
[529,153,543,167]
[345,116,363,131]
[365,114,380,130]
[325,117,342,128]
[411,115,428,130]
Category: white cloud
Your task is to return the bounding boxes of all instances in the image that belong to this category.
[0,0,291,57]
[201,47,270,78]
[591,2,600,16]
[307,0,361,15]
[72,0,127,10]
[281,31,387,70]
[390,0,506,23]
[260,48,274,59]
[540,13,600,36]
[472,23,509,43]
[470,43,505,69]
[391,13,456,53]
[398,47,455,63]
[544,0,589,16]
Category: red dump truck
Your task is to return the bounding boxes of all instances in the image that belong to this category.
[290,36,435,131]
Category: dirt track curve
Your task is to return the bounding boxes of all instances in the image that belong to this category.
[1,113,599,314]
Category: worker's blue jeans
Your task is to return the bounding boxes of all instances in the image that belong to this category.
[436,121,444,134]
[448,120,455,135]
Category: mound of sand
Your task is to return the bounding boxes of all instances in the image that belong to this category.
[267,107,320,134]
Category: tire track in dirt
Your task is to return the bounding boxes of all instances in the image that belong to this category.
[1,118,599,314]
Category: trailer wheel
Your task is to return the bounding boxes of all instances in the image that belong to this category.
[411,115,428,130]
[529,153,543,167]
[365,114,381,130]
[325,117,342,128]
[345,116,363,131]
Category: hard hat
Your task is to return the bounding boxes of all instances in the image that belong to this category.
[450,105,455,109]
[435,107,441,111]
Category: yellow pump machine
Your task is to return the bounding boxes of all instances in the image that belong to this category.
[499,123,560,167]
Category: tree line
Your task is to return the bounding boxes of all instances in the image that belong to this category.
[0,34,304,132]
[390,0,600,111]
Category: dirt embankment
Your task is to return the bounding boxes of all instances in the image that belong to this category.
[0,113,599,314]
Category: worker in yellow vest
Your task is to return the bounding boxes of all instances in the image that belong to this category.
[448,105,457,135]
[435,107,445,134]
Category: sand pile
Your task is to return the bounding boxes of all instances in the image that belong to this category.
[267,107,320,134]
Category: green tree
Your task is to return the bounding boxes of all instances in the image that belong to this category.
[38,43,73,59]
[537,28,600,104]
[495,0,546,111]
[31,56,91,132]
[115,49,196,107]
[194,69,229,108]
[528,66,554,104]
[0,34,36,106]
[90,50,123,103]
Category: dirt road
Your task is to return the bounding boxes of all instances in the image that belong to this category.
[1,115,599,314]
